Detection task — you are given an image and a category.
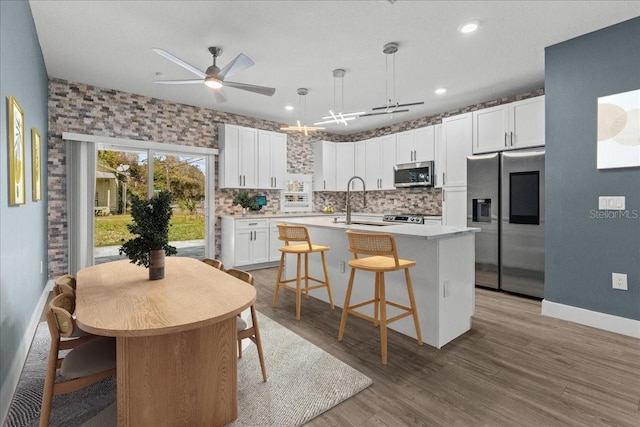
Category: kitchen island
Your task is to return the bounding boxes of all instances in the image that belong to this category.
[277,216,479,349]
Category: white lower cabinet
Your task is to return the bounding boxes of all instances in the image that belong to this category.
[270,221,283,262]
[221,217,269,268]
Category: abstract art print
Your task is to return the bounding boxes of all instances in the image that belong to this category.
[8,96,26,205]
[597,89,640,169]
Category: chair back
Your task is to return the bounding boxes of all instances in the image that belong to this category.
[47,293,76,339]
[277,224,312,249]
[226,268,254,286]
[345,230,400,267]
[53,274,76,296]
[203,258,224,270]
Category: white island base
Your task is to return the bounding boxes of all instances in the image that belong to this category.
[278,217,478,349]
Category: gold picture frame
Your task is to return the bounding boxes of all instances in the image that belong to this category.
[32,127,42,201]
[8,96,25,205]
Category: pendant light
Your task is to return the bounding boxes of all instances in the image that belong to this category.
[360,42,424,117]
[281,88,325,136]
[314,69,365,126]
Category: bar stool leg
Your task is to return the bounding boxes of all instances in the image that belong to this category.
[304,253,310,299]
[320,251,335,309]
[379,272,388,365]
[272,252,285,306]
[405,268,423,345]
[373,273,380,327]
[338,268,356,341]
[295,253,303,320]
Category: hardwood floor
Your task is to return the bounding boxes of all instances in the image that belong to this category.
[251,267,640,426]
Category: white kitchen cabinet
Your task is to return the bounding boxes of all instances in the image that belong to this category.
[218,124,258,188]
[335,142,355,191]
[434,124,444,188]
[270,221,283,262]
[313,140,337,191]
[396,126,435,163]
[442,186,467,227]
[472,95,544,154]
[220,217,270,268]
[352,140,366,191]
[441,113,472,187]
[365,135,396,191]
[257,130,287,189]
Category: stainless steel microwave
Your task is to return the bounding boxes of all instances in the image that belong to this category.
[393,161,434,188]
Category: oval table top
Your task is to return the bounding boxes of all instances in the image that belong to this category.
[75,257,256,337]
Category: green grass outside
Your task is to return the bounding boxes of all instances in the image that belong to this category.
[94,212,205,247]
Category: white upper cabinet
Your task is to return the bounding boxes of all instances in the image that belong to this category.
[365,135,397,191]
[396,126,435,163]
[352,140,367,191]
[257,130,287,189]
[335,142,355,191]
[313,140,337,191]
[219,124,258,188]
[434,124,444,188]
[442,112,473,187]
[472,95,545,154]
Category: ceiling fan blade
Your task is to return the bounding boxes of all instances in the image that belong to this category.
[154,79,203,85]
[372,101,424,111]
[212,89,228,103]
[359,109,410,117]
[217,54,255,80]
[152,48,206,79]
[223,81,275,96]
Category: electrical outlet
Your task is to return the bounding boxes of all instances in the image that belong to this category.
[338,261,345,273]
[612,273,628,290]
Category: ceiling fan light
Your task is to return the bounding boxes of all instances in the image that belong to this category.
[204,77,223,89]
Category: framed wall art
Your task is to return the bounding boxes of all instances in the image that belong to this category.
[32,127,42,201]
[597,88,640,169]
[8,96,26,205]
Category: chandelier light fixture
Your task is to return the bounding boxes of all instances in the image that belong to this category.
[314,69,365,126]
[361,42,424,117]
[280,88,325,136]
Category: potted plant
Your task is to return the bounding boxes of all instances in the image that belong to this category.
[232,189,259,216]
[119,190,178,280]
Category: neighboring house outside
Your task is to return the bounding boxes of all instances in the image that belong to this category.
[95,164,119,215]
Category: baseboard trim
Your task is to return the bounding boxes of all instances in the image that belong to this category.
[0,279,53,425]
[542,299,640,339]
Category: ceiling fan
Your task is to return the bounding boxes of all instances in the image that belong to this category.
[152,47,276,103]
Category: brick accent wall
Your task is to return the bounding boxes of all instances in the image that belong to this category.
[47,77,542,276]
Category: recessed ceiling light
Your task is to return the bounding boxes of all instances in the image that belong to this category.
[435,88,447,95]
[285,105,294,111]
[459,21,479,34]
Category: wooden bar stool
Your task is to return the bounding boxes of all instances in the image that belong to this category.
[338,230,423,364]
[273,223,334,320]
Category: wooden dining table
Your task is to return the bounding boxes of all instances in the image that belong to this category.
[75,257,256,427]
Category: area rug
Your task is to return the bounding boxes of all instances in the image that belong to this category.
[5,314,372,427]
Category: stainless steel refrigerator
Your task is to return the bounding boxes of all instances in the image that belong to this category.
[467,149,545,298]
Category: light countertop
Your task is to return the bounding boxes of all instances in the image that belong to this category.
[220,212,442,220]
[276,216,478,240]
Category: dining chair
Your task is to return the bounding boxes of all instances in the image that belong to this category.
[226,268,267,382]
[202,258,225,270]
[53,274,76,296]
[39,293,117,427]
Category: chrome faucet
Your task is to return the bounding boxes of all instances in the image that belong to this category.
[346,176,366,225]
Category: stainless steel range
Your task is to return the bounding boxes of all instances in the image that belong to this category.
[382,214,425,224]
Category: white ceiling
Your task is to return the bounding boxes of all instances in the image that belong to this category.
[29,1,639,135]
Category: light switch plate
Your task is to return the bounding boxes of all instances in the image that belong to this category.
[599,196,625,210]
[612,273,628,290]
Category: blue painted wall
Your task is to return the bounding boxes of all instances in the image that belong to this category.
[0,0,49,393]
[545,17,640,320]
